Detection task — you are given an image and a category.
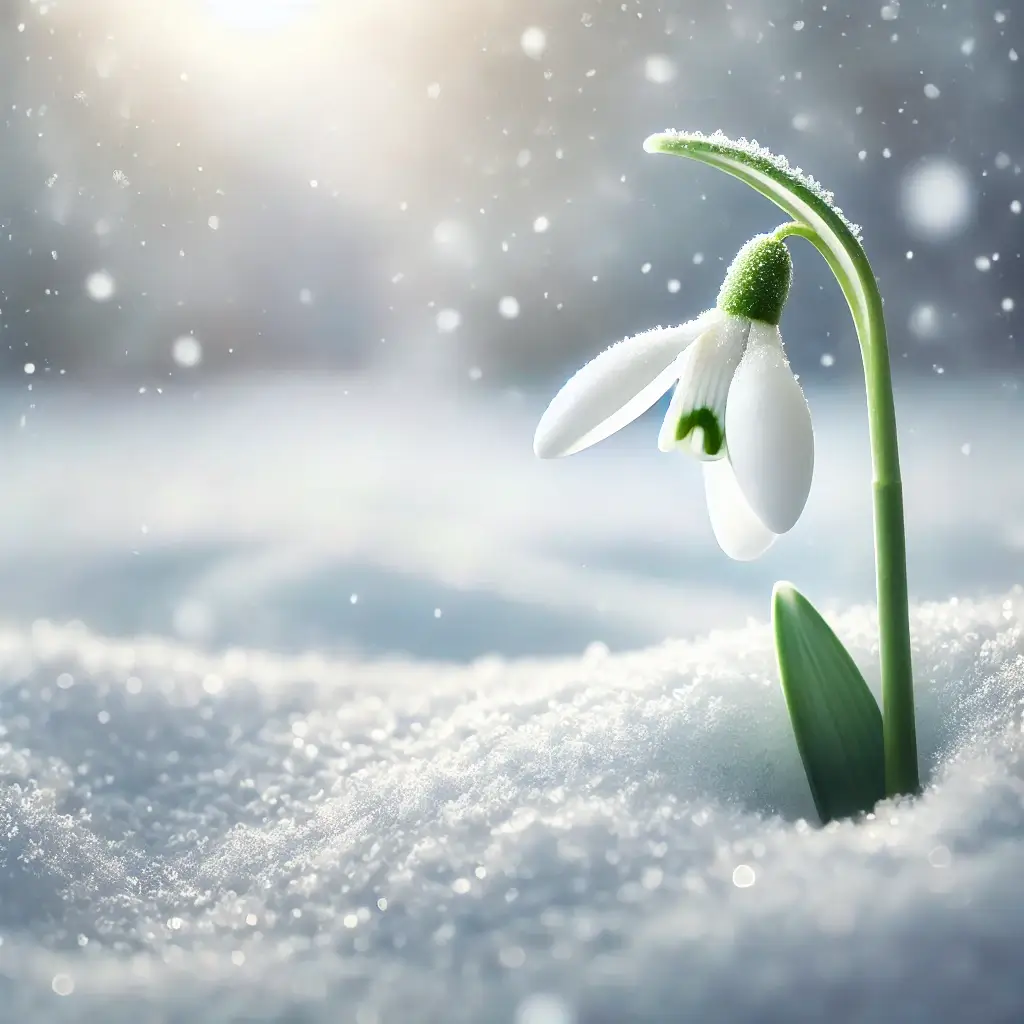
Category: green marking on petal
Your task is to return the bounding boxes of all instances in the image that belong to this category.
[675,406,723,456]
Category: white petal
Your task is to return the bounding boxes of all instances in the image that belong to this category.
[724,321,814,534]
[702,458,777,561]
[657,315,750,459]
[533,312,719,458]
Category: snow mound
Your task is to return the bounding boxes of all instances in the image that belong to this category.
[1,593,1023,1022]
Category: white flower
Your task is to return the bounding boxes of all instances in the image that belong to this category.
[533,236,813,561]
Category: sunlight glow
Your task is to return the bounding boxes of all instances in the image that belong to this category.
[54,0,442,210]
[205,0,315,32]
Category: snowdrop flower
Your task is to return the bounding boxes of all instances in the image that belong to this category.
[534,234,813,560]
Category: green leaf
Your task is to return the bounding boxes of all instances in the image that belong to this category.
[772,581,885,824]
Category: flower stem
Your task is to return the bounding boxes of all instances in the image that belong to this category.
[862,275,919,799]
[774,221,919,798]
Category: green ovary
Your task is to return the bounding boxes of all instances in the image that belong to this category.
[716,233,792,325]
[675,407,723,456]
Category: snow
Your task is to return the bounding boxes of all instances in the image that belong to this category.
[499,296,521,319]
[901,158,974,241]
[2,579,1024,1021]
[908,303,940,339]
[520,27,548,61]
[171,336,203,368]
[1,379,1023,1021]
[436,309,462,333]
[643,56,677,85]
[83,272,115,303]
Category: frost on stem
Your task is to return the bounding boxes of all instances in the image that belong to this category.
[644,130,863,241]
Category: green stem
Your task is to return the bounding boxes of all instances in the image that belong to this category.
[775,223,918,798]
[643,131,918,797]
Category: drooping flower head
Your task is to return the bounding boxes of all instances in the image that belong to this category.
[533,234,813,560]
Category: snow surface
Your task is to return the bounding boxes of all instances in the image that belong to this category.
[2,595,1024,1023]
[0,379,1023,1022]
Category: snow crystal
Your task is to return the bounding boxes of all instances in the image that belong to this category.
[520,27,547,60]
[532,216,550,233]
[498,295,520,319]
[901,157,973,240]
[643,55,677,84]
[84,271,115,302]
[731,864,757,888]
[172,335,202,367]
[51,974,74,997]
[923,82,941,99]
[436,308,462,332]
[909,303,939,338]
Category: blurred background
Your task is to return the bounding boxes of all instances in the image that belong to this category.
[0,0,1021,659]
[3,0,1021,384]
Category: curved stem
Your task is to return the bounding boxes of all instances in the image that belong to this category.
[644,132,918,797]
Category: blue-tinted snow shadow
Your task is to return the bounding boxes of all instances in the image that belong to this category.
[0,543,652,660]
